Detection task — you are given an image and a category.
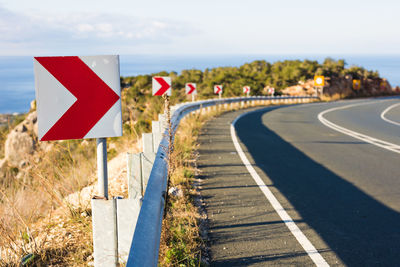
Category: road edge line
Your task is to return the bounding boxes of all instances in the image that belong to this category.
[231,110,329,267]
[318,102,400,154]
[381,103,400,126]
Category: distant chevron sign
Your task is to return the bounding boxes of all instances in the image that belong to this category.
[185,83,197,95]
[214,85,222,94]
[34,55,122,141]
[153,76,171,96]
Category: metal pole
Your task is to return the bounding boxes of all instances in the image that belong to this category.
[192,94,195,102]
[97,138,108,199]
[219,92,221,99]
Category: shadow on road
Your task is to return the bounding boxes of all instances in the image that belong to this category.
[236,109,400,266]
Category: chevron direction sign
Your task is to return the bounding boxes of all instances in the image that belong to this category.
[34,55,122,141]
[185,83,197,95]
[214,85,223,95]
[243,86,250,94]
[153,76,171,96]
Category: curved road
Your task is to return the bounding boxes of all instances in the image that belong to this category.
[198,97,400,266]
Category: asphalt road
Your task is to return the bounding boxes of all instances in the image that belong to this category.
[198,97,400,266]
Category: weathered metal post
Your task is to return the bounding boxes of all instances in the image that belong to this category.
[97,138,108,199]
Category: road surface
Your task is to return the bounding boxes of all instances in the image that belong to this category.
[198,97,400,266]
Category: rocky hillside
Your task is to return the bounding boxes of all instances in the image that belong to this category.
[282,76,395,97]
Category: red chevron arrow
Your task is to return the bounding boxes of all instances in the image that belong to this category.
[215,85,222,94]
[153,77,171,95]
[187,83,196,94]
[35,56,120,141]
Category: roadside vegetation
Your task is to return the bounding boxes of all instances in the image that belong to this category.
[122,58,382,98]
[159,111,210,266]
[0,58,389,266]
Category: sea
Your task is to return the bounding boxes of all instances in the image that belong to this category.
[0,54,399,114]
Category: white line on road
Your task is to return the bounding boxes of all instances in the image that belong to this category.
[381,103,400,126]
[231,110,329,267]
[318,102,400,154]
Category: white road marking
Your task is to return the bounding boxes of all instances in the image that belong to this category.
[318,102,400,154]
[231,110,329,267]
[381,103,400,126]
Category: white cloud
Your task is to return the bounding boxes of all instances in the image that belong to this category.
[0,5,199,55]
[77,24,94,33]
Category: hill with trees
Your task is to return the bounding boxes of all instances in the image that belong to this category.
[120,58,390,135]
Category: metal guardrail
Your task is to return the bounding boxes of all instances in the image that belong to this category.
[126,95,318,266]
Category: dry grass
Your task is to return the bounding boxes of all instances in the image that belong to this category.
[0,134,138,266]
[0,139,97,266]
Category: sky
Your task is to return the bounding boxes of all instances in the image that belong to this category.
[0,0,400,56]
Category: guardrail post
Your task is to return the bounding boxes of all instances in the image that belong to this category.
[116,198,141,264]
[143,133,153,154]
[92,198,118,267]
[128,135,156,200]
[158,114,166,132]
[127,153,143,200]
[152,121,162,153]
[141,152,156,192]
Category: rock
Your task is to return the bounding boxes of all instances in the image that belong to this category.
[5,130,35,167]
[64,185,96,210]
[81,140,89,146]
[24,112,38,135]
[168,186,183,198]
[30,100,36,111]
[3,111,41,167]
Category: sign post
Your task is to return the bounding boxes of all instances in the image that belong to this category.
[34,55,123,266]
[97,138,108,199]
[353,79,361,91]
[314,75,325,98]
[153,77,172,96]
[152,76,172,215]
[380,80,387,91]
[243,86,250,97]
[185,83,197,102]
[267,87,275,96]
[34,55,122,198]
[214,85,223,99]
